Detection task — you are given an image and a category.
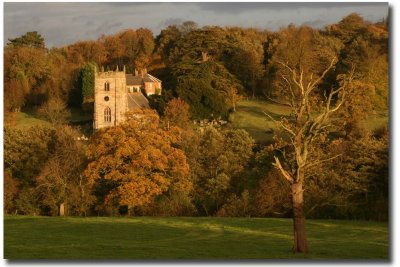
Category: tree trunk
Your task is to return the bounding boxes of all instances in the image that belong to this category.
[291,181,308,253]
[59,203,65,216]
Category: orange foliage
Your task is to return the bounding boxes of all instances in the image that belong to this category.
[163,98,191,129]
[84,109,191,211]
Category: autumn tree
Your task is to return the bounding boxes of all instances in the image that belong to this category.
[5,41,50,106]
[326,13,388,109]
[35,126,91,216]
[4,125,56,215]
[223,28,266,97]
[304,132,388,220]
[100,28,155,69]
[37,97,71,125]
[269,25,342,102]
[66,40,106,65]
[163,98,191,129]
[4,170,20,214]
[4,126,57,185]
[84,109,191,215]
[4,79,27,112]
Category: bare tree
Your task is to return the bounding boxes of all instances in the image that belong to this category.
[265,57,354,253]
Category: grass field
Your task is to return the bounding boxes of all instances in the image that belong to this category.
[4,216,388,260]
[231,99,388,144]
[231,100,291,144]
[10,107,92,129]
[12,110,50,129]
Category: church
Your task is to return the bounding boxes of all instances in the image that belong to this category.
[93,67,162,130]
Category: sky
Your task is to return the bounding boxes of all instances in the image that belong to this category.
[3,2,389,48]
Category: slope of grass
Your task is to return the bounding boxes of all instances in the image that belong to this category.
[231,99,291,144]
[11,110,50,129]
[4,216,388,260]
[8,107,93,129]
[231,100,388,144]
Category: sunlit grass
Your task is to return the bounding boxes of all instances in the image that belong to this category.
[4,216,388,260]
[10,107,92,129]
[12,111,50,129]
[231,99,291,144]
[232,100,388,143]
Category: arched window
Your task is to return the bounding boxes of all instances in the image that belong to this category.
[104,82,110,91]
[104,107,111,122]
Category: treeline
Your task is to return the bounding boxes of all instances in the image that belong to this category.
[5,13,388,121]
[4,13,388,220]
[4,100,388,219]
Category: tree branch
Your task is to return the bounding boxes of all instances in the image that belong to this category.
[309,57,337,90]
[263,111,296,136]
[305,153,342,169]
[273,156,294,184]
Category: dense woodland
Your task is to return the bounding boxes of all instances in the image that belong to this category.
[4,14,388,223]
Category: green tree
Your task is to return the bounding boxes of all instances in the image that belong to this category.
[79,62,96,102]
[8,31,46,49]
[173,60,243,119]
[156,25,182,65]
[180,126,254,215]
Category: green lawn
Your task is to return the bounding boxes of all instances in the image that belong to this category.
[12,110,50,129]
[231,99,291,144]
[9,107,92,129]
[4,216,388,260]
[231,99,388,144]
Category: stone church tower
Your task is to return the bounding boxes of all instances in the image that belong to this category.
[94,67,128,130]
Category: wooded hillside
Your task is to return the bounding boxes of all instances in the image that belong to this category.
[4,14,388,226]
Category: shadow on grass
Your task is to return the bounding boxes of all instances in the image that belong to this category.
[4,216,389,260]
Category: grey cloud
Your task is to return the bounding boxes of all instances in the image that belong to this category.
[4,2,389,48]
[195,2,388,14]
[93,20,124,36]
[302,19,326,29]
[159,18,184,28]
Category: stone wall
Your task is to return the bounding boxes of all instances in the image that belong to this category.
[94,71,128,130]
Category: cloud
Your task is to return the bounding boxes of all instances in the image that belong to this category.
[158,18,184,28]
[302,19,326,29]
[195,2,388,14]
[4,2,389,48]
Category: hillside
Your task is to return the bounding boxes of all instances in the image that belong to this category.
[231,99,388,144]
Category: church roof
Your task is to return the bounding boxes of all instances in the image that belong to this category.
[127,92,150,109]
[143,74,162,83]
[126,73,161,86]
[126,74,143,86]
